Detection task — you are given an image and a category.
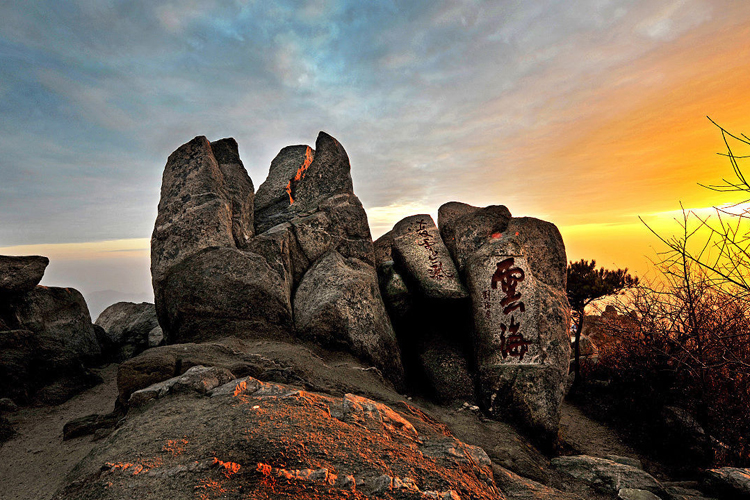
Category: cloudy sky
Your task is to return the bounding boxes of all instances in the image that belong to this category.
[1,0,749,312]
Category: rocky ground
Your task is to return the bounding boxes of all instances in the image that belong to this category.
[0,346,705,500]
[0,364,119,500]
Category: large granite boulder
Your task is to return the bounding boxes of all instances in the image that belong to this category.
[442,204,570,441]
[294,250,404,386]
[156,247,293,344]
[438,202,512,272]
[0,286,101,403]
[151,136,253,284]
[95,302,161,361]
[0,255,49,293]
[151,136,296,344]
[5,287,101,368]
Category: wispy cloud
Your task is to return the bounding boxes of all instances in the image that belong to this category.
[0,0,747,286]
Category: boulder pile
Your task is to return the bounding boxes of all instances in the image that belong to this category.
[151,133,405,388]
[149,131,570,441]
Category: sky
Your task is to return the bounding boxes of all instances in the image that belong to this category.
[1,0,750,315]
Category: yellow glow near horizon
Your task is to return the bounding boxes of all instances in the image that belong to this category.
[0,238,150,261]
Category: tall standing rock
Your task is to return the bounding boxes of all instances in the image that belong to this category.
[151,136,239,282]
[390,215,467,301]
[439,203,570,441]
[151,136,292,344]
[256,132,403,385]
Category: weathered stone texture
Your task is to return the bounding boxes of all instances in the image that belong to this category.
[95,301,160,361]
[0,255,49,293]
[294,250,404,386]
[155,247,292,344]
[390,214,467,300]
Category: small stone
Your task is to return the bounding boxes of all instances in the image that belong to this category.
[370,475,393,493]
[338,475,356,490]
[148,326,164,348]
[618,488,661,500]
[0,398,18,413]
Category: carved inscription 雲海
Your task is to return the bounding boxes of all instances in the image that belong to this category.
[490,257,531,361]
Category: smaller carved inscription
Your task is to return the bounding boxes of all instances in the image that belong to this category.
[412,218,455,281]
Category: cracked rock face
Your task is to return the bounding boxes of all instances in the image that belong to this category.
[151,132,403,387]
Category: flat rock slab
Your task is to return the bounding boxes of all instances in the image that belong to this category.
[552,455,662,494]
[390,214,467,300]
[0,255,49,293]
[129,365,235,407]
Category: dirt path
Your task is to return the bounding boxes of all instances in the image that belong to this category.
[0,364,119,500]
[559,399,640,459]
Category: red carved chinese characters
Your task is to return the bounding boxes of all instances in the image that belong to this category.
[490,257,531,361]
[413,219,454,281]
[491,258,526,314]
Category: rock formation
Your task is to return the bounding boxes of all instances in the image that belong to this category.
[95,302,163,362]
[374,203,570,440]
[151,132,404,387]
[148,131,571,440]
[375,215,476,406]
[0,256,101,404]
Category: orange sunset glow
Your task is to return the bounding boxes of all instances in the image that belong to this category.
[1,1,749,302]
